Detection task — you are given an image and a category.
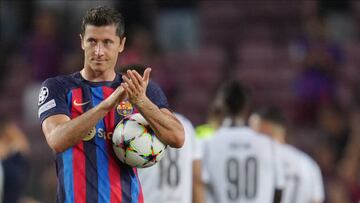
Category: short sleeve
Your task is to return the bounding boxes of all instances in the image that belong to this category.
[38,77,71,124]
[146,80,169,109]
[176,113,201,160]
[310,161,325,202]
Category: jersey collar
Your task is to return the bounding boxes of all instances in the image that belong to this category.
[221,117,245,127]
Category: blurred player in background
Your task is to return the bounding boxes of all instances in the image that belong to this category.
[249,107,325,203]
[195,95,223,140]
[202,80,284,203]
[195,84,225,203]
[38,6,184,203]
[120,64,204,203]
[139,113,204,203]
[0,117,30,203]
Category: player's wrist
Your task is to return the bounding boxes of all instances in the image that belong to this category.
[97,100,114,114]
[132,95,148,107]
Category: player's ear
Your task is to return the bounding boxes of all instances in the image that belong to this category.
[118,37,126,53]
[80,34,85,50]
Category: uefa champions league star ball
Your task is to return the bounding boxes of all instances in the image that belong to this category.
[112,113,167,168]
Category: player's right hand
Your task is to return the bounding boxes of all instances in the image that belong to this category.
[101,85,127,111]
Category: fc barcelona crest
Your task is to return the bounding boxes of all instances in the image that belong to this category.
[117,100,134,116]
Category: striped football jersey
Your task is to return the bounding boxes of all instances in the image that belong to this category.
[38,72,169,203]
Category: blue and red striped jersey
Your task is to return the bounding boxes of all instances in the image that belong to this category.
[38,72,169,203]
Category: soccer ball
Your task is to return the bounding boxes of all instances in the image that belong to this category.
[112,113,167,168]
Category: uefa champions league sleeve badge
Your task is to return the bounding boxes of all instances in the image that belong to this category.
[38,87,49,106]
[116,100,134,116]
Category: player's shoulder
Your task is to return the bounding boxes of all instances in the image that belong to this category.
[42,72,79,88]
[282,144,304,158]
[174,113,196,141]
[147,79,163,92]
[252,131,275,143]
[239,127,275,144]
[283,144,319,166]
[175,113,192,126]
[212,126,273,143]
[175,113,194,133]
[282,144,298,153]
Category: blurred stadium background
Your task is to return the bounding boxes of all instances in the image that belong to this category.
[0,0,360,202]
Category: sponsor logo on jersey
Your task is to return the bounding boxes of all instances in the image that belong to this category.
[82,127,114,141]
[83,127,96,141]
[38,87,49,105]
[117,100,133,116]
[97,128,113,140]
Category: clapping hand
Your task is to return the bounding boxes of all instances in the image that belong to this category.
[121,68,151,106]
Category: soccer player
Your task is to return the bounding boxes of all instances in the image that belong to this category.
[195,98,223,140]
[38,6,184,203]
[138,113,203,203]
[120,64,204,203]
[202,80,284,203]
[249,107,325,203]
[0,118,30,203]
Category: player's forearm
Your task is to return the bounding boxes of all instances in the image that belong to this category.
[136,97,185,148]
[46,104,109,152]
[45,86,126,153]
[193,160,205,203]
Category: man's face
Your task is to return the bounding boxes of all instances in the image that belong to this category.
[81,24,125,73]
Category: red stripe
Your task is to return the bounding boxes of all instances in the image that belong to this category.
[71,88,86,203]
[103,87,122,203]
[138,182,144,203]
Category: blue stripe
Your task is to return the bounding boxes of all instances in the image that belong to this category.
[91,87,110,202]
[63,148,74,203]
[82,87,98,203]
[120,165,132,202]
[67,90,72,110]
[130,171,140,203]
[56,154,65,203]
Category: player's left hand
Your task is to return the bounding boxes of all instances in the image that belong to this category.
[121,68,151,106]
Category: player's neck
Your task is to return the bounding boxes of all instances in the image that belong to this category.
[222,117,244,127]
[272,126,286,144]
[80,67,116,82]
[273,134,286,144]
